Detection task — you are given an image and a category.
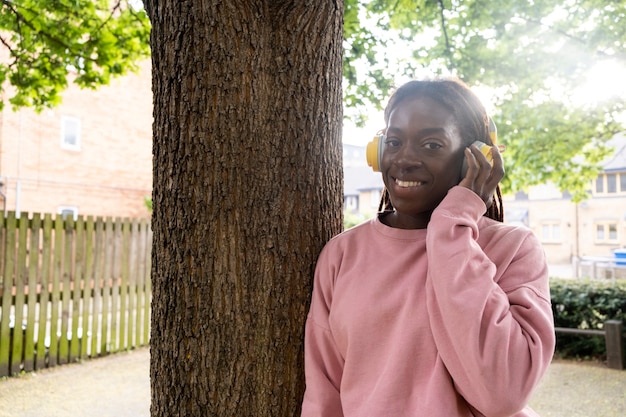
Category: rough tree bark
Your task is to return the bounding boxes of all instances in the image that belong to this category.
[145,1,344,416]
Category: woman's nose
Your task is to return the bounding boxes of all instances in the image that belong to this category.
[393,145,422,168]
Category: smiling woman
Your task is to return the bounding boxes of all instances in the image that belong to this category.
[302,77,555,417]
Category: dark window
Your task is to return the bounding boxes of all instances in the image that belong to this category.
[607,174,617,193]
[595,175,604,193]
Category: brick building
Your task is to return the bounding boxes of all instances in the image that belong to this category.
[0,60,153,219]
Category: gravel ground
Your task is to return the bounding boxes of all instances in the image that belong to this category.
[0,348,150,417]
[0,347,624,417]
[529,359,626,417]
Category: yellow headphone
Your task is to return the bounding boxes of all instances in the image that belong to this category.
[365,117,498,172]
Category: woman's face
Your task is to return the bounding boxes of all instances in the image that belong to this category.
[381,96,466,229]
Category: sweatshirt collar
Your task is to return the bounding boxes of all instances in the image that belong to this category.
[372,213,428,241]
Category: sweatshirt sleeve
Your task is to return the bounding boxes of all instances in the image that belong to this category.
[301,244,345,417]
[425,186,555,417]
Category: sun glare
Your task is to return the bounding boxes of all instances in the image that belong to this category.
[573,60,626,106]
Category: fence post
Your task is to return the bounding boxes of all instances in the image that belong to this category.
[605,320,624,370]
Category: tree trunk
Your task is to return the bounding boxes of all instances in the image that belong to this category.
[146,1,344,416]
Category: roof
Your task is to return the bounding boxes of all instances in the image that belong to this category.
[602,133,626,172]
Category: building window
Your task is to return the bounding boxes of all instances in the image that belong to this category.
[61,116,82,151]
[58,206,78,221]
[540,221,561,243]
[607,174,617,193]
[594,172,626,195]
[594,222,618,243]
[595,176,604,193]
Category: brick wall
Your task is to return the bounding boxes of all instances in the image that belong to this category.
[0,60,153,219]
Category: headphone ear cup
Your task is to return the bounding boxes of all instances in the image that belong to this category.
[461,141,494,177]
[366,134,385,172]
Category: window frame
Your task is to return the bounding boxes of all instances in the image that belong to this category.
[540,220,562,243]
[594,221,619,244]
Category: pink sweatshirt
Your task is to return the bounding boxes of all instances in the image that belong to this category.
[301,186,555,417]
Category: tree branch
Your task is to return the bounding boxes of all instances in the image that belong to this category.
[437,0,452,58]
[0,0,132,64]
[1,0,75,51]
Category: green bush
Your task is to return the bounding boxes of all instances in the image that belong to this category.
[550,278,626,359]
[343,210,375,230]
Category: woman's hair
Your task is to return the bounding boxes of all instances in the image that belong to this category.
[377,77,504,222]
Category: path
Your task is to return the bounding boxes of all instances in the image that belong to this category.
[0,347,625,417]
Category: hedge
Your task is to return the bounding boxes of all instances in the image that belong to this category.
[550,277,626,359]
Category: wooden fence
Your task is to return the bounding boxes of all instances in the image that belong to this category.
[0,211,152,377]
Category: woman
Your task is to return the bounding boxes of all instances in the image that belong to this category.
[301,78,555,417]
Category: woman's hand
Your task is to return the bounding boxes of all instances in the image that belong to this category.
[459,143,504,206]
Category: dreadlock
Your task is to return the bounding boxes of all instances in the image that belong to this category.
[377,77,504,222]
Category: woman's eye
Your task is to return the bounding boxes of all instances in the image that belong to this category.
[424,142,442,150]
[384,138,401,148]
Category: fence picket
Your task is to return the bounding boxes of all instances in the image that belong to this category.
[143,224,152,346]
[120,218,129,351]
[11,215,28,374]
[0,213,16,376]
[49,217,63,367]
[81,216,94,358]
[101,217,113,354]
[127,219,137,349]
[59,217,74,364]
[111,217,120,352]
[70,216,84,362]
[24,213,41,372]
[132,219,142,347]
[36,213,53,370]
[91,217,105,357]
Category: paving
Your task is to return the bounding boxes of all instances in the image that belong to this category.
[0,346,625,417]
[0,348,149,417]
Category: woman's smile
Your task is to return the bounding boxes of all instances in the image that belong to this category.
[394,178,424,188]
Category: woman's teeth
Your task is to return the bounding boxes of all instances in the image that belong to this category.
[395,179,422,187]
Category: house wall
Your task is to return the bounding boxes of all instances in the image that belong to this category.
[359,188,382,215]
[0,61,153,218]
[576,196,626,257]
[504,188,626,264]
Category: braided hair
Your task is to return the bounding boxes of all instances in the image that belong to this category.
[377,77,504,222]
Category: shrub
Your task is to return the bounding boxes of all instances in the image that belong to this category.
[343,210,374,230]
[550,277,626,359]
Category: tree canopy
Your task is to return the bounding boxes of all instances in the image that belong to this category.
[0,0,150,110]
[3,0,624,200]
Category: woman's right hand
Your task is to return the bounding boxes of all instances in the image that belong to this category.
[459,143,504,207]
